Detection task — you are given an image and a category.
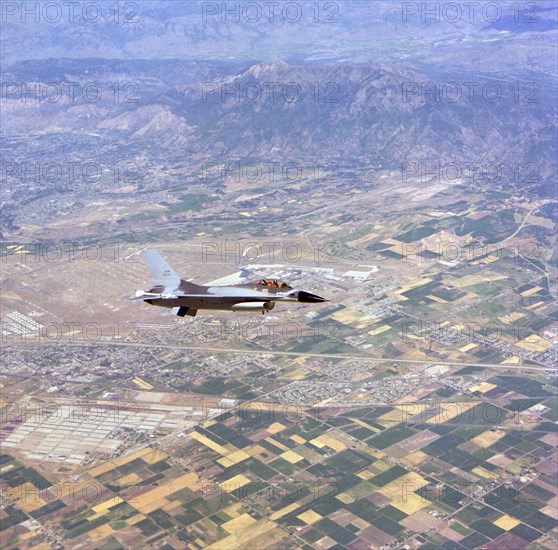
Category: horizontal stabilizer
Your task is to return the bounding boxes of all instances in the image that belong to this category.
[128,290,163,301]
[128,295,148,301]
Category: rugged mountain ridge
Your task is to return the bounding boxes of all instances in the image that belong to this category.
[3,59,556,196]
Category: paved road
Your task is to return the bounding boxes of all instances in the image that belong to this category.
[8,339,557,374]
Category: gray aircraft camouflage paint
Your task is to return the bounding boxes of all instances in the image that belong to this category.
[129,249,328,317]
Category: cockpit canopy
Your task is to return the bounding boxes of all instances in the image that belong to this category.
[258,279,292,289]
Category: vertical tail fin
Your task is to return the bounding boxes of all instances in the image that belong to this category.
[144,249,181,291]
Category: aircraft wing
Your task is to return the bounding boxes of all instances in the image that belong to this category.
[129,291,207,301]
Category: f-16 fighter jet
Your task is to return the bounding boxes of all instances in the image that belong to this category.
[130,249,328,317]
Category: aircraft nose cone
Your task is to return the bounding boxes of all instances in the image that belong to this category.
[297,290,328,303]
